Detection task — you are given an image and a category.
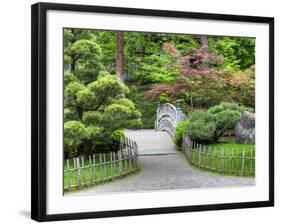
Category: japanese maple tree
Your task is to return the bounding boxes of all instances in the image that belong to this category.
[145,41,222,111]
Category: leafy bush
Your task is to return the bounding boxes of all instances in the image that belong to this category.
[208,102,240,114]
[208,102,252,132]
[208,102,254,140]
[128,87,157,129]
[133,54,179,84]
[64,73,142,158]
[64,121,89,158]
[64,107,78,122]
[111,129,125,141]
[239,105,254,113]
[185,112,216,143]
[174,120,189,147]
[214,110,241,130]
[183,102,253,143]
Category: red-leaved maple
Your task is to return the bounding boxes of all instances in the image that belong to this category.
[145,42,222,110]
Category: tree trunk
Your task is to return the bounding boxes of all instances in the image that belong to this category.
[70,59,76,72]
[189,89,193,112]
[199,35,209,52]
[199,35,209,69]
[116,31,125,82]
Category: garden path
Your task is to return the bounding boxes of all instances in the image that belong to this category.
[71,129,254,195]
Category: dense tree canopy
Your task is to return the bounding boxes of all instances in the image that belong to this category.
[63,28,255,157]
[63,29,142,158]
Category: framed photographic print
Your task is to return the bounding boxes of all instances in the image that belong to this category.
[31,2,274,222]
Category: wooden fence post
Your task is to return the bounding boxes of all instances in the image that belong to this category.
[113,152,116,179]
[124,149,127,174]
[250,147,253,176]
[103,153,107,177]
[88,155,92,185]
[76,157,81,188]
[215,146,218,173]
[93,154,96,184]
[242,146,246,176]
[131,142,136,168]
[66,159,70,190]
[199,144,202,167]
[81,156,86,186]
[236,147,239,175]
[73,158,77,187]
[207,146,211,170]
[134,142,139,168]
[231,147,234,175]
[221,147,224,174]
[225,147,228,174]
[118,150,122,176]
[110,152,113,179]
[99,153,103,182]
[128,141,132,171]
[204,145,207,169]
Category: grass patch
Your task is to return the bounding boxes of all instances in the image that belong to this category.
[188,143,255,177]
[64,153,139,193]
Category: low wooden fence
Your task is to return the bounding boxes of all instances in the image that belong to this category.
[64,137,139,191]
[181,134,255,177]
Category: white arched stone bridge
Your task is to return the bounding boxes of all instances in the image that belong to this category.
[72,102,254,195]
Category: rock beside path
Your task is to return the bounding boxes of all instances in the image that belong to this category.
[235,112,255,144]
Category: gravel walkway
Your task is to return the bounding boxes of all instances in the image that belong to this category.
[70,130,255,196]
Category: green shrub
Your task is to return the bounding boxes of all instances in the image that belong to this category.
[239,105,254,113]
[64,72,79,86]
[111,129,125,141]
[185,112,216,143]
[208,102,254,132]
[174,120,189,148]
[208,102,240,114]
[64,107,78,121]
[128,88,157,129]
[64,121,88,158]
[214,110,241,130]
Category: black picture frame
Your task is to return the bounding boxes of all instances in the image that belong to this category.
[31,2,274,222]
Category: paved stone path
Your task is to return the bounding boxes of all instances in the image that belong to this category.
[71,130,255,196]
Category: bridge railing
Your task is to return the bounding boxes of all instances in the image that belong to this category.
[155,101,187,136]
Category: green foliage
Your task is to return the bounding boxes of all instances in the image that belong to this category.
[208,102,240,114]
[208,102,252,137]
[64,29,105,84]
[209,37,255,72]
[239,105,254,113]
[183,102,253,143]
[64,81,86,108]
[87,75,129,102]
[63,29,142,158]
[64,107,78,122]
[64,121,88,158]
[63,73,142,157]
[111,129,125,141]
[174,120,189,147]
[133,54,179,84]
[64,72,79,86]
[63,28,256,158]
[128,86,157,129]
[213,110,241,130]
[185,112,217,143]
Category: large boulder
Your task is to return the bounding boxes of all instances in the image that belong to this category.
[235,111,255,144]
